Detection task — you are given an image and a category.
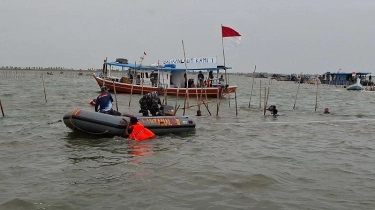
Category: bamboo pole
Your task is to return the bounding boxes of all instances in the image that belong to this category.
[0,99,4,117]
[173,105,180,116]
[263,87,267,115]
[103,57,107,87]
[128,63,136,106]
[183,100,213,109]
[182,40,189,116]
[112,81,118,111]
[314,78,319,112]
[41,73,47,103]
[293,73,302,110]
[141,69,144,97]
[195,85,201,116]
[201,99,212,115]
[248,65,257,108]
[175,87,179,112]
[259,81,262,108]
[235,90,238,116]
[216,88,220,116]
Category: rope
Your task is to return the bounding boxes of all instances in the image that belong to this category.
[69,114,109,135]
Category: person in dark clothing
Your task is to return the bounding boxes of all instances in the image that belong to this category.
[266,105,278,116]
[95,86,121,116]
[150,71,158,87]
[197,71,204,87]
[102,60,107,75]
[139,87,164,116]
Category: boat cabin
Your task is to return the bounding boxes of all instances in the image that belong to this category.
[320,72,372,86]
[103,61,231,89]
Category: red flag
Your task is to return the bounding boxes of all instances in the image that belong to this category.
[222,26,241,37]
[221,26,241,47]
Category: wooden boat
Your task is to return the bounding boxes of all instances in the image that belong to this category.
[93,59,237,98]
[63,109,196,137]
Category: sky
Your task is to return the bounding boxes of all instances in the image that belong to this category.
[1,0,374,74]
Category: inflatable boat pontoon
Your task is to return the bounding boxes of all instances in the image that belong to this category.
[63,109,196,137]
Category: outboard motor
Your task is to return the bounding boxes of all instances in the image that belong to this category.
[159,105,175,116]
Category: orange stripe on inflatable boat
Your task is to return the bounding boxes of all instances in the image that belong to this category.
[72,109,82,116]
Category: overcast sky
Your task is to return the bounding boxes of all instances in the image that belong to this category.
[1,0,374,74]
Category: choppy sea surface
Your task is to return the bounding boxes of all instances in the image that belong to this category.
[0,70,375,210]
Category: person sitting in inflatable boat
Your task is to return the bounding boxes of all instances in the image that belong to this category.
[123,117,155,141]
[266,105,278,116]
[139,87,165,116]
[95,86,122,116]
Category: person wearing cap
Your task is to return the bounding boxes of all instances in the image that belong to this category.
[95,86,121,116]
[139,87,165,116]
[123,117,155,141]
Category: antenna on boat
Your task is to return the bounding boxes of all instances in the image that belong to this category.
[181,40,189,116]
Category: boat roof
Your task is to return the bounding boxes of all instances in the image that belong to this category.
[107,62,232,72]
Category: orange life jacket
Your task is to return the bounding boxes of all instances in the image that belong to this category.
[129,122,155,141]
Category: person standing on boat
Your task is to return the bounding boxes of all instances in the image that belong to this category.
[139,87,164,116]
[95,86,121,116]
[197,71,205,87]
[150,71,158,87]
[219,75,225,84]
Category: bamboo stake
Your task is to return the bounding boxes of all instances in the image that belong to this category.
[128,62,136,106]
[263,87,267,115]
[183,100,213,109]
[314,78,319,112]
[259,81,262,108]
[112,81,118,111]
[103,57,107,87]
[141,69,144,97]
[216,88,220,116]
[235,90,238,116]
[182,40,189,116]
[175,87,179,112]
[195,85,200,115]
[248,65,257,108]
[173,105,180,116]
[293,73,302,110]
[0,99,4,117]
[201,99,212,115]
[41,73,47,103]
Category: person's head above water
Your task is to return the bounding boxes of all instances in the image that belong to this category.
[324,108,330,114]
[130,117,138,124]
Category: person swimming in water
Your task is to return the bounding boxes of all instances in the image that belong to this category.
[266,105,278,116]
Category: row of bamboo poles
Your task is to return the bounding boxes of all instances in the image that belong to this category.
[0,71,89,78]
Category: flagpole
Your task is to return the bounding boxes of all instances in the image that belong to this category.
[221,24,228,86]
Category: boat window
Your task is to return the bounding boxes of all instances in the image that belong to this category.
[145,72,149,78]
